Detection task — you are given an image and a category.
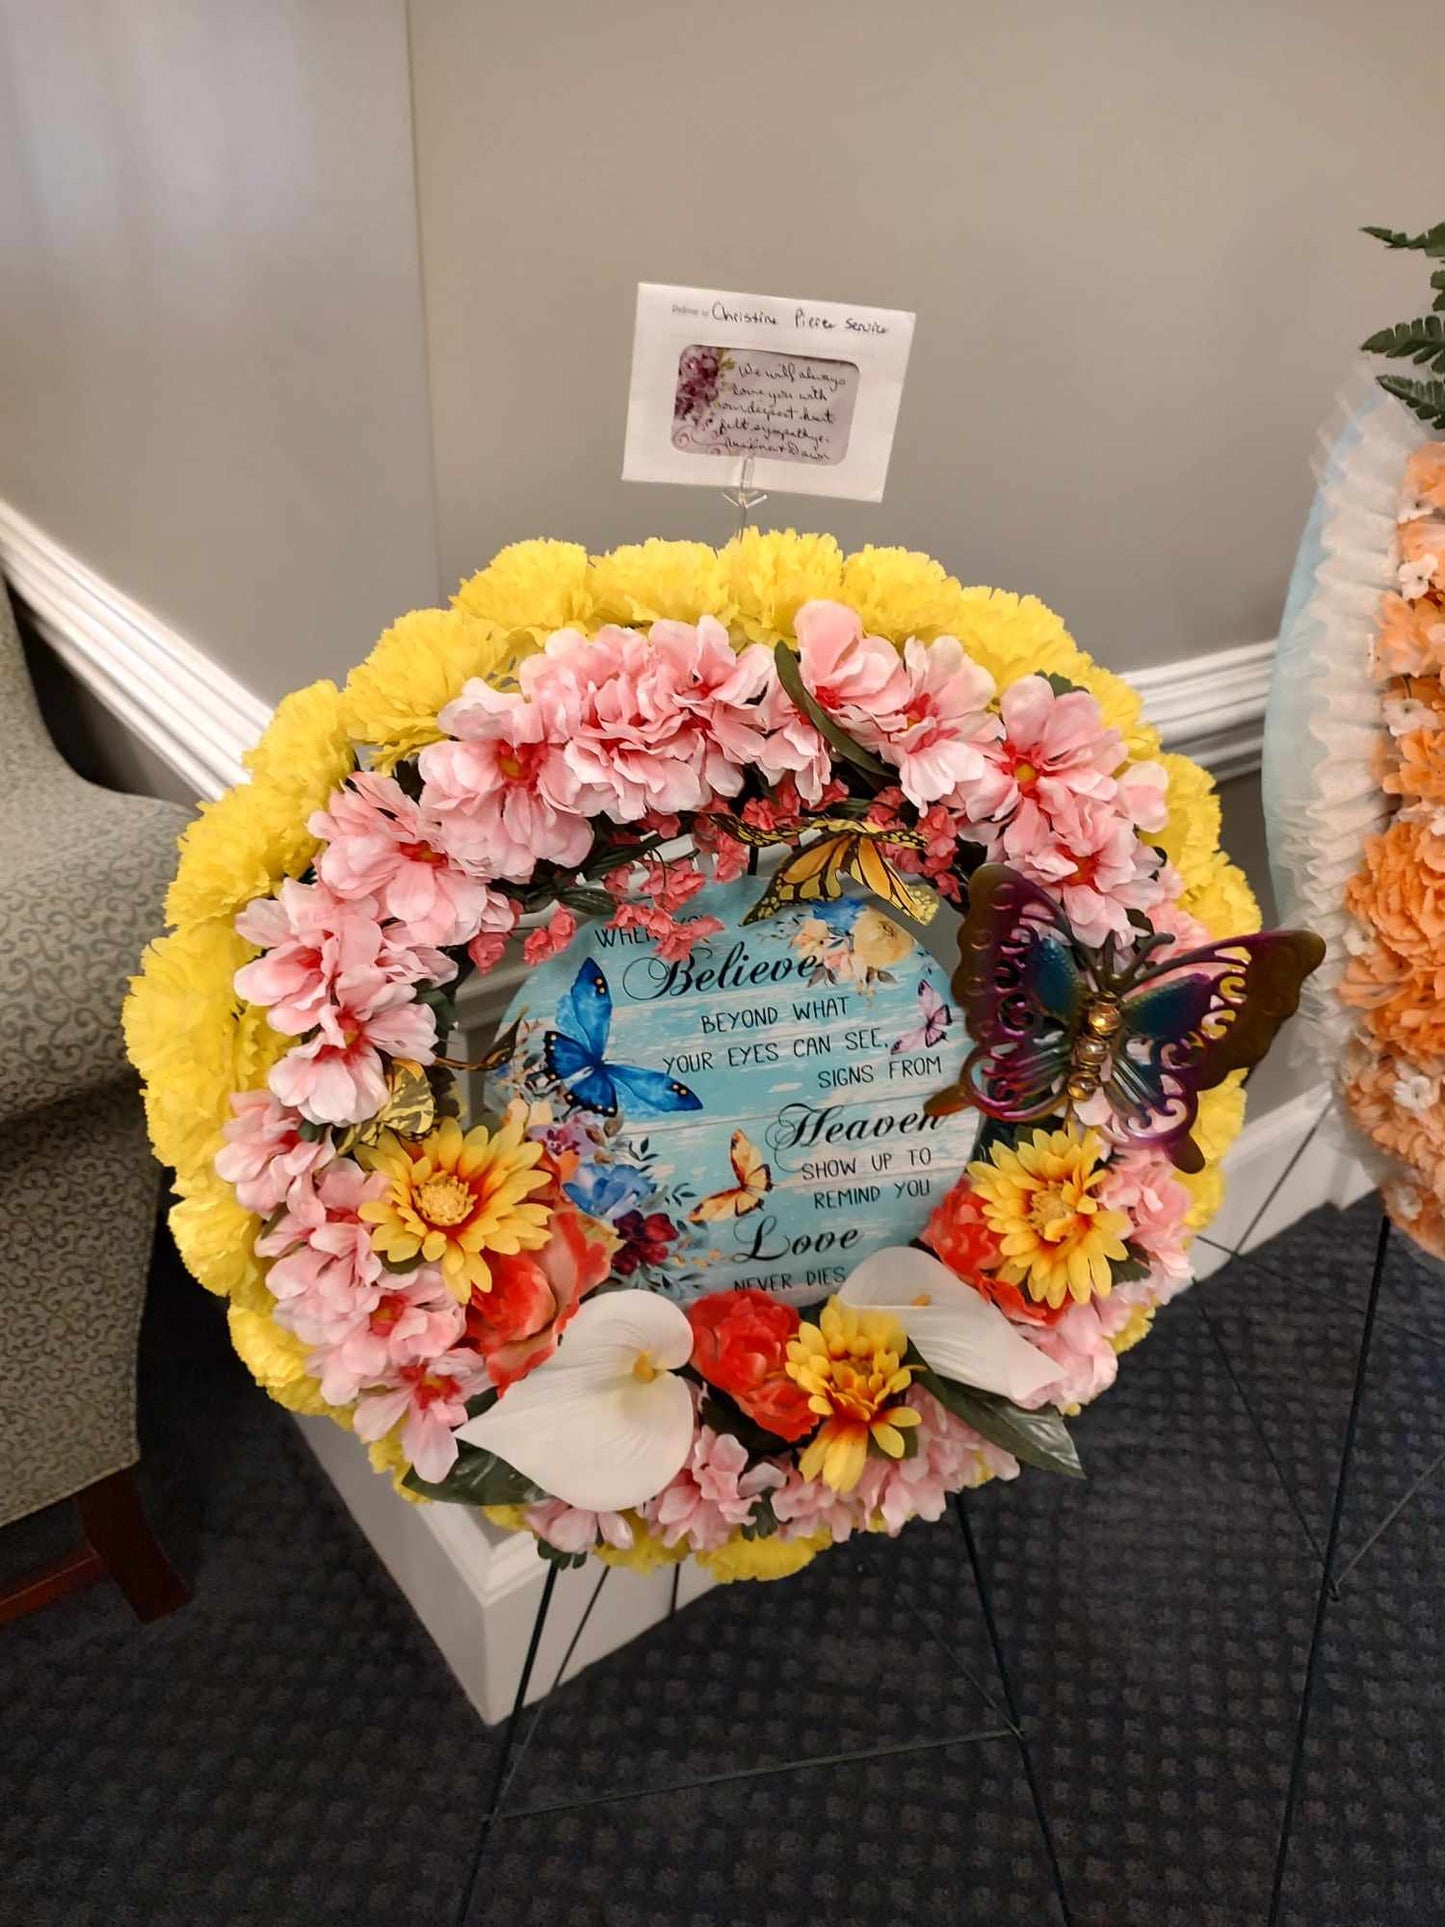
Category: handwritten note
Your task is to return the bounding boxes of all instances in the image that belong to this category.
[671,345,859,467]
[484,877,978,1307]
[624,283,915,502]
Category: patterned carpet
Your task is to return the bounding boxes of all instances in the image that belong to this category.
[1,1195,1441,1927]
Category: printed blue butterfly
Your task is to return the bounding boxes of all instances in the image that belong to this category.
[544,959,703,1118]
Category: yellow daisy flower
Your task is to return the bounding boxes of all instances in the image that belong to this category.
[359,1114,551,1299]
[588,539,733,629]
[785,1299,921,1493]
[723,528,845,644]
[341,605,505,765]
[968,1125,1130,1309]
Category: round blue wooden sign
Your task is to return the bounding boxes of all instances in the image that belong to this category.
[483,876,979,1305]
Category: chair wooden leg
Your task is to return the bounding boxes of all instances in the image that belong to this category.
[75,1467,190,1623]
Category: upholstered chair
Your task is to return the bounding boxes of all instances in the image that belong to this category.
[0,576,193,1621]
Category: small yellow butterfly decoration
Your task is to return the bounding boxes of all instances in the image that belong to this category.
[725,818,940,927]
[688,1128,773,1222]
[335,1058,437,1155]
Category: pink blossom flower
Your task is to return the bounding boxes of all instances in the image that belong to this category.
[648,617,773,793]
[609,901,724,962]
[420,684,595,884]
[522,906,578,966]
[523,1499,635,1555]
[865,637,1001,810]
[794,600,911,724]
[351,1345,490,1484]
[520,625,709,820]
[972,676,1123,829]
[267,979,438,1125]
[309,772,509,946]
[1100,1151,1193,1283]
[1115,758,1170,835]
[751,680,832,804]
[308,1273,467,1406]
[213,1091,330,1214]
[258,1157,390,1334]
[1000,791,1167,947]
[1014,1303,1118,1411]
[850,1387,1020,1534]
[235,878,453,1036]
[638,856,707,914]
[641,1427,785,1552]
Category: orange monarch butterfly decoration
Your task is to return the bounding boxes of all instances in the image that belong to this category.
[689,1129,772,1222]
[723,817,940,927]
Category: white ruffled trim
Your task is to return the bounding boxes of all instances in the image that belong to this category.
[1264,365,1427,1061]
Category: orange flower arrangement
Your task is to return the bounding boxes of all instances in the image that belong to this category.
[1339,440,1445,1257]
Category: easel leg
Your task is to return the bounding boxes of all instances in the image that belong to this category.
[1266,1210,1391,1927]
[454,1560,560,1927]
[954,1494,1076,1927]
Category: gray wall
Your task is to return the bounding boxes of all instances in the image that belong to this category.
[412,0,1438,671]
[0,0,439,701]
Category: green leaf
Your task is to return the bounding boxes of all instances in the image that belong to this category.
[1110,1242,1155,1286]
[1376,373,1445,434]
[1043,672,1082,696]
[913,1361,1084,1478]
[740,1491,781,1541]
[772,642,892,783]
[557,884,616,918]
[403,1439,547,1507]
[1361,315,1445,374]
[1363,222,1445,258]
[297,1118,328,1143]
[464,1385,501,1422]
[697,1388,796,1459]
[535,1539,591,1571]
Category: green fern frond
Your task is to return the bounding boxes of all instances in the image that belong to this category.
[1376,374,1445,434]
[1363,222,1445,258]
[1360,315,1445,374]
[1432,269,1445,314]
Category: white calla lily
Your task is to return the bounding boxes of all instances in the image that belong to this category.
[839,1247,1060,1404]
[458,1289,695,1512]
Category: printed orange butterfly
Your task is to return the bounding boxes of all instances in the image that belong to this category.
[688,1129,773,1222]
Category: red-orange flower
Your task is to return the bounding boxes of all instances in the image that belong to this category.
[922,1177,1067,1326]
[465,1207,613,1390]
[686,1289,817,1442]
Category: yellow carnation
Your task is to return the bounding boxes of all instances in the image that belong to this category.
[838,546,967,643]
[1082,666,1157,761]
[126,919,260,1177]
[1178,1161,1225,1232]
[1107,1304,1155,1356]
[723,528,845,643]
[1180,852,1262,938]
[941,587,1094,689]
[170,1176,264,1300]
[697,1529,832,1584]
[242,680,354,809]
[1192,1072,1248,1166]
[341,605,504,764]
[588,540,733,629]
[164,780,318,929]
[227,1301,346,1421]
[1154,754,1222,877]
[452,539,593,650]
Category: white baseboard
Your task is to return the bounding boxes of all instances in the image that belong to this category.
[2,492,1275,789]
[293,1079,1371,1725]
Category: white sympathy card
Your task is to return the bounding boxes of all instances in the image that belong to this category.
[623,283,915,503]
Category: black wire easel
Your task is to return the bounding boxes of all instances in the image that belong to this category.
[449,1096,1409,1927]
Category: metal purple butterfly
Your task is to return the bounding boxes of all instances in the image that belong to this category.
[924,865,1326,1173]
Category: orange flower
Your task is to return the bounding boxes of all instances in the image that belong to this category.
[1374,593,1443,678]
[1404,444,1445,514]
[1398,518,1445,595]
[1383,728,1445,808]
